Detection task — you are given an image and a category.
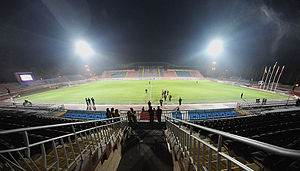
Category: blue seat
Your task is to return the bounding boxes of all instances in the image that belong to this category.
[172,112,182,120]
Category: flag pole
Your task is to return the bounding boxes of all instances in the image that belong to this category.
[260,66,267,89]
[274,66,285,91]
[266,62,277,90]
[263,66,271,90]
[270,66,280,91]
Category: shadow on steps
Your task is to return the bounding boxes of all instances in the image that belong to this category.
[117,122,173,171]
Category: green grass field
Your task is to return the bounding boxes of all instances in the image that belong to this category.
[16,80,288,105]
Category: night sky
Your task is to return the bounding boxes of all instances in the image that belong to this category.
[0,0,300,84]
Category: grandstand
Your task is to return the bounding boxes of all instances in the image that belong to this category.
[100,66,203,79]
[0,63,299,171]
[0,99,300,170]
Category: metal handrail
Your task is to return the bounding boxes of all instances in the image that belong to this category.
[0,116,126,134]
[0,116,128,170]
[165,115,300,158]
[237,99,296,108]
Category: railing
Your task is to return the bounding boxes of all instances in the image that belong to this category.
[165,116,300,171]
[0,116,128,171]
[119,109,238,121]
[237,99,296,109]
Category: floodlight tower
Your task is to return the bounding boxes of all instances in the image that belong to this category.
[207,39,223,57]
[206,39,223,77]
[75,40,94,58]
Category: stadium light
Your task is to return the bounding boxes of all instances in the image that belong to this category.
[207,39,223,57]
[75,40,94,58]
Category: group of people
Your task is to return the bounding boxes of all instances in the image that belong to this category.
[146,101,162,123]
[106,107,120,118]
[158,97,182,106]
[85,97,96,110]
[127,108,137,122]
[161,89,172,101]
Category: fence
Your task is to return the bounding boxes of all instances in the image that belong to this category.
[165,116,300,171]
[237,99,297,109]
[63,108,239,121]
[0,116,128,171]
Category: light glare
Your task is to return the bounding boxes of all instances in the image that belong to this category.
[75,40,94,58]
[207,39,223,57]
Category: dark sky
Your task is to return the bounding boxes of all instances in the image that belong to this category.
[0,0,300,84]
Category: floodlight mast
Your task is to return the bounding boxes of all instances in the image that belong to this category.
[207,39,223,57]
[206,39,223,77]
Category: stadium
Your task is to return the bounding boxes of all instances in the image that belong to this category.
[1,1,300,171]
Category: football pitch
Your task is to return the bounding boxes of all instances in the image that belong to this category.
[16,80,288,105]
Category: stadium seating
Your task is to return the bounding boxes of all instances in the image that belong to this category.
[190,70,203,78]
[159,68,164,77]
[65,110,107,120]
[162,70,177,77]
[100,67,203,79]
[110,71,127,78]
[126,70,139,78]
[191,111,300,170]
[0,109,77,151]
[175,71,192,77]
[188,109,238,120]
[143,68,160,77]
[101,71,113,78]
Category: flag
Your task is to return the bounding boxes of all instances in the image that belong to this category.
[263,66,271,89]
[273,62,277,70]
[275,66,279,75]
[265,67,267,73]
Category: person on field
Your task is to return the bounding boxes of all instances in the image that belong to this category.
[159,99,163,106]
[169,95,172,101]
[179,97,182,105]
[145,89,148,94]
[156,106,162,123]
[148,107,154,123]
[91,97,95,106]
[164,94,167,101]
[88,98,91,106]
[85,98,89,107]
[148,101,152,108]
[167,90,169,95]
[241,93,244,99]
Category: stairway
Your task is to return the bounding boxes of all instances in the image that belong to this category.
[117,122,173,171]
